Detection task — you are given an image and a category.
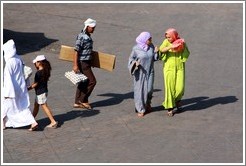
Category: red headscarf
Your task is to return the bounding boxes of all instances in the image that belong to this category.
[165,28,185,52]
[165,28,180,41]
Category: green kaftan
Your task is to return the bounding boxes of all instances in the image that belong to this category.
[159,39,190,109]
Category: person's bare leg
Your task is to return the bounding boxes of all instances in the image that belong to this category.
[41,104,57,127]
[32,101,40,118]
[3,117,6,130]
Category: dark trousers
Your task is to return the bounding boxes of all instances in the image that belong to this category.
[75,60,96,104]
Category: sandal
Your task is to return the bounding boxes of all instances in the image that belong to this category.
[73,103,86,108]
[81,103,92,110]
[46,121,58,129]
[28,124,38,131]
[167,110,174,117]
[137,113,144,117]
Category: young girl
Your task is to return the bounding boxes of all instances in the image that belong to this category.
[28,55,58,128]
[159,28,190,117]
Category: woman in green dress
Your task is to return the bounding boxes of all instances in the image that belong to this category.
[159,28,190,117]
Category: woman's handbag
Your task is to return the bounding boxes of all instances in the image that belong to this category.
[23,65,32,80]
[65,70,88,85]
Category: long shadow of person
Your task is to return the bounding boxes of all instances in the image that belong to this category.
[180,95,239,112]
[35,109,100,131]
[151,96,238,114]
[91,89,162,108]
[3,29,58,55]
[91,92,133,108]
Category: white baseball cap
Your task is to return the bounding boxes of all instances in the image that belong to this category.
[33,55,46,63]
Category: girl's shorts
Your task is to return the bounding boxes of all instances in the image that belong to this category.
[36,93,48,105]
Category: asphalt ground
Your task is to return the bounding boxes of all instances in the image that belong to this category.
[1,2,244,165]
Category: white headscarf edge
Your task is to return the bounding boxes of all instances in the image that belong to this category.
[83,18,97,32]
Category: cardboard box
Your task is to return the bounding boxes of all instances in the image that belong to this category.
[59,45,116,72]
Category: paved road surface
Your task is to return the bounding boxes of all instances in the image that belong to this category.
[2,2,244,164]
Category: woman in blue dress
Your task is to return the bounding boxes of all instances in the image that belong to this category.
[128,32,158,117]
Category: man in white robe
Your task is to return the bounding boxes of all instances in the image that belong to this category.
[2,39,38,130]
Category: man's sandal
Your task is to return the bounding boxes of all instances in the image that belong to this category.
[73,103,87,109]
[81,103,92,110]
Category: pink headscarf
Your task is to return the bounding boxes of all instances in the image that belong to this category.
[165,28,185,52]
[165,28,180,41]
[136,32,151,51]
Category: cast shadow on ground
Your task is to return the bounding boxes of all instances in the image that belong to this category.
[91,89,162,108]
[179,95,239,113]
[151,96,239,114]
[3,29,58,55]
[35,109,100,131]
